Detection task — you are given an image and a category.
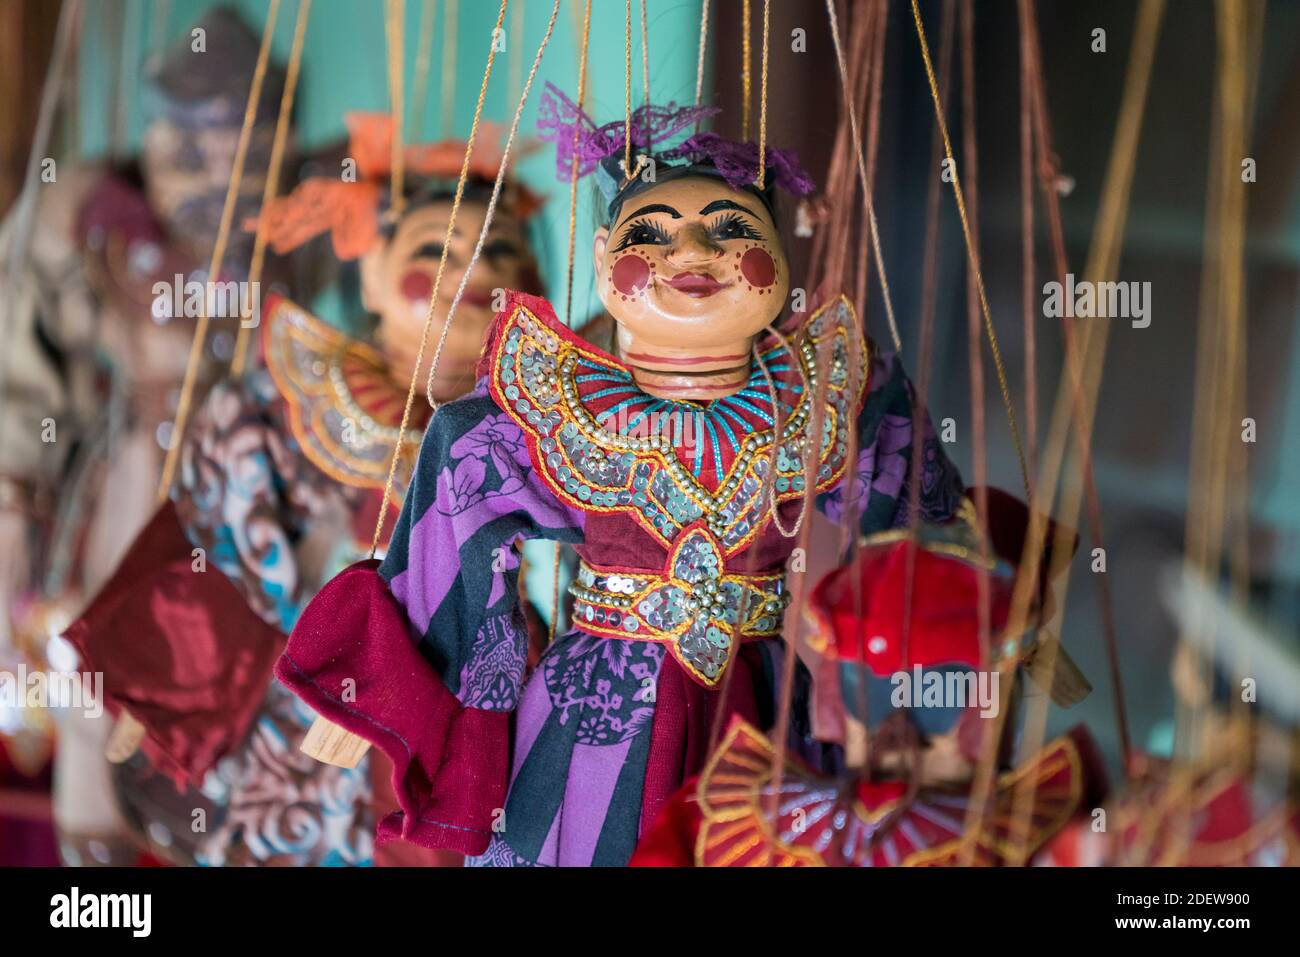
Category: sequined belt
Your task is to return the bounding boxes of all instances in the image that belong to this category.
[568,531,790,688]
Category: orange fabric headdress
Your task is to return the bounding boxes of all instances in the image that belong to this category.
[249,112,541,261]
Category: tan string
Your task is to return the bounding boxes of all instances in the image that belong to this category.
[1018,0,1037,496]
[423,0,565,410]
[755,326,810,539]
[156,0,281,503]
[824,0,902,353]
[957,0,1165,865]
[412,0,437,139]
[368,0,509,557]
[555,0,594,646]
[621,0,636,180]
[386,0,407,217]
[754,0,769,188]
[909,0,1029,495]
[741,0,752,140]
[639,0,650,106]
[1020,0,1131,767]
[509,0,525,107]
[232,0,312,378]
[694,0,710,113]
[440,0,459,139]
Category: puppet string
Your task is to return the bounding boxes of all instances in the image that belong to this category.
[412,0,437,139]
[0,0,80,437]
[640,0,650,105]
[754,0,769,189]
[741,0,752,140]
[958,0,995,809]
[764,344,832,847]
[1166,0,1253,863]
[960,0,1164,865]
[423,0,565,413]
[756,326,810,539]
[386,0,406,217]
[1018,0,1037,497]
[706,327,814,757]
[367,0,509,557]
[825,0,902,353]
[852,0,888,327]
[554,0,594,647]
[694,0,710,117]
[440,0,459,139]
[233,0,311,378]
[1020,0,1132,769]
[888,0,954,816]
[157,0,281,503]
[909,0,1029,495]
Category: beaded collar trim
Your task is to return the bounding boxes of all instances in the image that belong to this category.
[263,296,424,502]
[693,719,1087,867]
[488,294,868,557]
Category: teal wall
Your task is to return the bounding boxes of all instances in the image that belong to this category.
[76,0,706,318]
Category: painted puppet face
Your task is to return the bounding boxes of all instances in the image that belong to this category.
[141,115,275,260]
[593,175,789,400]
[361,196,534,401]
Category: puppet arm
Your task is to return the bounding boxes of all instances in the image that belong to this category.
[61,376,308,785]
[818,347,965,535]
[276,386,585,854]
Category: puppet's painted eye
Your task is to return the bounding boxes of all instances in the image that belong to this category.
[613,219,671,251]
[709,213,762,242]
[483,238,520,262]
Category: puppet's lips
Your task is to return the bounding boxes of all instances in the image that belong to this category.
[461,287,495,308]
[663,272,728,297]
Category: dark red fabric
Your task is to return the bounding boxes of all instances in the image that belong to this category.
[62,501,284,787]
[368,752,464,867]
[629,776,701,867]
[976,485,1079,606]
[638,647,764,837]
[809,539,1013,673]
[0,747,59,866]
[274,560,508,856]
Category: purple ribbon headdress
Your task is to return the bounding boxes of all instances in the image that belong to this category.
[537,82,815,220]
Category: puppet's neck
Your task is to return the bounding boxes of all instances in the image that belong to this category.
[617,327,757,401]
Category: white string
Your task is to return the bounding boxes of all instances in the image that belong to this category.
[694,0,711,109]
[825,0,902,353]
[755,326,811,539]
[424,0,565,405]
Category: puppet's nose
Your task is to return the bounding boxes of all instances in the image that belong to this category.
[667,224,723,266]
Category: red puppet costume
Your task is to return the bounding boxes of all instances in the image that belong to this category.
[632,521,1106,867]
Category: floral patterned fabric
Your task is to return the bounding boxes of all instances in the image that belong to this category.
[358,292,964,867]
[112,367,376,867]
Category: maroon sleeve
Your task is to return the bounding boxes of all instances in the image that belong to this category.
[62,501,283,786]
[275,560,509,856]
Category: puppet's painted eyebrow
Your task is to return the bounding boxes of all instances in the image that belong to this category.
[621,203,682,222]
[698,199,760,218]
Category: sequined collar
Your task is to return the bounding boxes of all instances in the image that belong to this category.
[692,719,1092,867]
[489,292,867,556]
[263,296,426,501]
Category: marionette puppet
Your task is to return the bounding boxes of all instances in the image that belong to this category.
[273,85,966,868]
[61,113,544,867]
[0,7,291,866]
[1047,574,1300,867]
[631,515,1107,867]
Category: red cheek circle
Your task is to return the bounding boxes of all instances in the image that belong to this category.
[399,269,434,303]
[611,254,651,296]
[740,248,777,288]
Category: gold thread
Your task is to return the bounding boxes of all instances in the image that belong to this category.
[156,0,281,503]
[233,0,311,377]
